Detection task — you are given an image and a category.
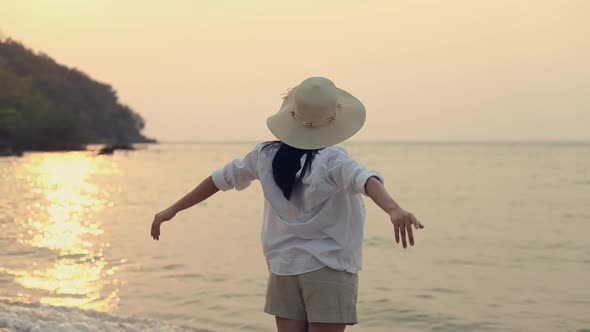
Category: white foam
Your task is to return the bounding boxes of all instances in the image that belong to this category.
[0,300,206,332]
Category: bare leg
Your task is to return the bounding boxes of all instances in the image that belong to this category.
[276,316,308,332]
[308,322,346,332]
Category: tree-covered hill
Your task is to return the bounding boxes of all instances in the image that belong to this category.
[0,38,155,151]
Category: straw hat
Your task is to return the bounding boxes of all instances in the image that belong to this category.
[266,77,366,150]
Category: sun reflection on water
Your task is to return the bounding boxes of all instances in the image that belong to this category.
[6,152,122,311]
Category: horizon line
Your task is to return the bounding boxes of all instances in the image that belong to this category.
[152,139,590,144]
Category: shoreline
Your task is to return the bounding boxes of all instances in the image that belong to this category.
[0,141,158,157]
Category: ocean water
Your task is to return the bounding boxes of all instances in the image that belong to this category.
[0,142,589,332]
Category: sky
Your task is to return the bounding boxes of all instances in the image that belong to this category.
[0,0,588,142]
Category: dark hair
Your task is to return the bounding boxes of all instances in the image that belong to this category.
[261,141,322,200]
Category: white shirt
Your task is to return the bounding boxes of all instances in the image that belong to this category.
[211,143,384,275]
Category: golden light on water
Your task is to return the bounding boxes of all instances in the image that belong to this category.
[4,152,122,311]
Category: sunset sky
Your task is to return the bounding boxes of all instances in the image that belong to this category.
[1,0,588,142]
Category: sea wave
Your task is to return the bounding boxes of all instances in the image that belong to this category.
[0,300,208,332]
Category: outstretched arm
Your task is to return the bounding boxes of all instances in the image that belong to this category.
[151,176,219,240]
[365,176,424,248]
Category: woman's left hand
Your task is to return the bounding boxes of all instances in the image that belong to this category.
[151,208,177,240]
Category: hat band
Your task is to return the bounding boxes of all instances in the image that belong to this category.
[290,103,342,128]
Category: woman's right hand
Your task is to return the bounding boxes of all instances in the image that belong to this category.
[389,207,424,248]
[151,208,177,240]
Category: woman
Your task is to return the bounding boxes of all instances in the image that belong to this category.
[151,77,424,332]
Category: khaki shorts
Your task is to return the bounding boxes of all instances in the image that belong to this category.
[264,266,358,324]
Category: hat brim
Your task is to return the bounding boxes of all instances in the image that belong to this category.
[266,87,366,150]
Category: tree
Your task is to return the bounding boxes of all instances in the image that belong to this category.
[0,38,155,150]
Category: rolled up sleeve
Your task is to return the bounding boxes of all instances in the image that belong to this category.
[211,145,261,191]
[328,148,384,196]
